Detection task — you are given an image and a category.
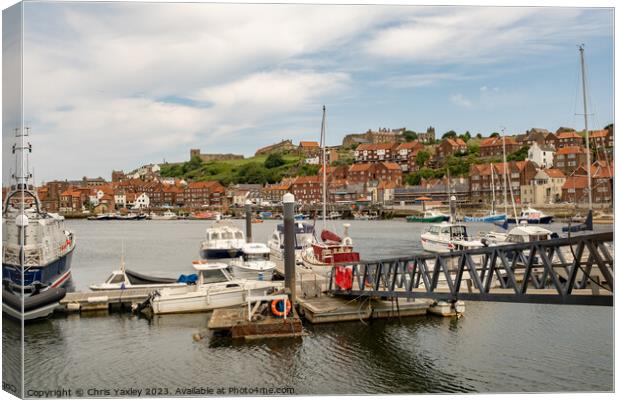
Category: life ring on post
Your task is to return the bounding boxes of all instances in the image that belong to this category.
[271,298,292,318]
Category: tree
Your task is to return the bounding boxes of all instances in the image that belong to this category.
[403,130,418,142]
[264,153,285,169]
[475,133,482,139]
[459,131,471,142]
[490,132,501,138]
[467,142,480,155]
[442,130,457,139]
[416,150,431,167]
[507,145,529,162]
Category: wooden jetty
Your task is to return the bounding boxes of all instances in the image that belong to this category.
[60,288,155,312]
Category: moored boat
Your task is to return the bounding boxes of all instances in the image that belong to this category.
[506,207,553,224]
[407,210,450,223]
[420,222,483,253]
[199,221,246,260]
[148,262,282,315]
[229,243,276,281]
[2,130,75,320]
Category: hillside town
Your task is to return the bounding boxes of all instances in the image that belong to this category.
[17,124,614,216]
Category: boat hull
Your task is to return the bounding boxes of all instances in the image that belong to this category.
[407,215,449,223]
[2,247,74,289]
[230,264,275,281]
[151,282,282,314]
[506,216,553,224]
[464,214,507,223]
[199,248,244,260]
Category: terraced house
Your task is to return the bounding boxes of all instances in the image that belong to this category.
[478,136,521,158]
[354,143,397,163]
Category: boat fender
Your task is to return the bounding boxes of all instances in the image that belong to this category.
[270,298,291,318]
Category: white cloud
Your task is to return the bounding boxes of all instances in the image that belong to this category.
[362,7,610,64]
[449,93,473,108]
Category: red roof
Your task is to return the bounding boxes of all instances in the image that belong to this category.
[544,168,565,178]
[293,176,320,184]
[556,131,582,139]
[349,163,373,172]
[563,176,589,190]
[590,129,610,138]
[299,141,319,148]
[381,162,402,171]
[556,146,587,155]
[480,136,517,147]
[188,181,220,189]
[444,138,467,147]
[356,143,396,151]
[396,141,424,151]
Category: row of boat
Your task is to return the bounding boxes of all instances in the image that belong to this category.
[88,210,221,221]
[408,207,553,224]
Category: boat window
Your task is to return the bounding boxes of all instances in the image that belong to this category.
[507,234,524,243]
[440,227,450,234]
[244,253,269,261]
[235,232,243,239]
[221,231,233,240]
[429,226,440,234]
[201,269,228,284]
[109,274,125,284]
[451,226,467,238]
[210,232,219,240]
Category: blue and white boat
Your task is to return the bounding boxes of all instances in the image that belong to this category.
[2,132,75,320]
[267,222,316,261]
[199,221,246,260]
[464,212,507,223]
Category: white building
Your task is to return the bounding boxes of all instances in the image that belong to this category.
[527,142,555,169]
[133,193,150,209]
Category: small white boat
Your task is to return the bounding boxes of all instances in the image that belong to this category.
[149,262,282,315]
[200,221,246,260]
[90,268,189,291]
[481,224,554,246]
[420,222,483,253]
[229,243,276,281]
[149,210,178,220]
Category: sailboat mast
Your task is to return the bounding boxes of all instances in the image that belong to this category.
[490,165,496,214]
[501,140,508,215]
[579,45,593,210]
[320,105,327,228]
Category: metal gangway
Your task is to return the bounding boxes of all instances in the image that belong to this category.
[328,232,613,306]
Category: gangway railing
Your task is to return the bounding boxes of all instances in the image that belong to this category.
[328,232,613,306]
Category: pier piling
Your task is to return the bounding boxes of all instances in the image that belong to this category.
[283,193,296,301]
[245,200,253,243]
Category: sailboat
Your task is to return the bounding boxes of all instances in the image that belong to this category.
[300,106,360,276]
[464,165,507,222]
[563,45,594,233]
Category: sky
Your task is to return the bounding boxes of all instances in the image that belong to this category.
[2,2,614,183]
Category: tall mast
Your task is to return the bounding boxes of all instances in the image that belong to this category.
[500,137,508,216]
[502,133,518,220]
[579,44,593,210]
[490,165,496,214]
[320,105,327,229]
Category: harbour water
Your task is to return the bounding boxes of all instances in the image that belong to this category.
[3,219,613,394]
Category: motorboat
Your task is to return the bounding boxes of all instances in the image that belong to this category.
[463,212,507,223]
[407,210,450,223]
[149,210,178,220]
[2,131,75,320]
[199,221,246,260]
[267,222,316,261]
[228,243,276,281]
[506,207,553,224]
[480,224,555,246]
[420,222,483,253]
[148,262,282,314]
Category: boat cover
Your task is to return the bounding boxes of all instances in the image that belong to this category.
[320,229,342,243]
[177,274,198,284]
[125,269,177,284]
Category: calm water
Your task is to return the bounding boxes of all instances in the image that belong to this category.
[3,219,614,395]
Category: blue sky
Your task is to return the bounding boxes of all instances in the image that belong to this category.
[6,2,614,182]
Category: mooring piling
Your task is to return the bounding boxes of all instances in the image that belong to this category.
[283,192,296,302]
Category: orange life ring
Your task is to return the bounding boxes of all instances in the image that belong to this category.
[270,298,291,318]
